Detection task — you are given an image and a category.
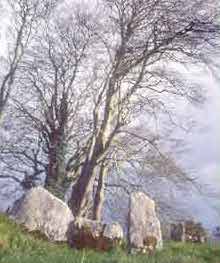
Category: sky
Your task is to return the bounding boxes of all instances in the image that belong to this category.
[0,0,219,229]
[170,68,220,228]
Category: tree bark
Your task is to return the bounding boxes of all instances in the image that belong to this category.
[68,144,99,216]
[93,162,108,221]
[45,94,68,190]
[45,128,66,190]
[68,78,119,217]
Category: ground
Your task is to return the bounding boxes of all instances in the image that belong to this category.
[0,214,219,263]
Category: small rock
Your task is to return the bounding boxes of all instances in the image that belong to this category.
[185,221,207,243]
[69,217,123,251]
[103,222,123,241]
[171,221,207,244]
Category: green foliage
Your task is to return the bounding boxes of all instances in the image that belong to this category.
[0,214,219,263]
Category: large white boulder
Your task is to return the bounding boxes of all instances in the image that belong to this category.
[10,186,74,241]
[128,192,163,253]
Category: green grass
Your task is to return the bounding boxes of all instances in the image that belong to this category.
[0,213,219,263]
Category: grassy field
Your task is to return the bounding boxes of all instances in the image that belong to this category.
[0,214,219,263]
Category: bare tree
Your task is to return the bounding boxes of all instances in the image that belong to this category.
[1,0,219,220]
[0,0,59,122]
[0,9,94,196]
[67,0,220,217]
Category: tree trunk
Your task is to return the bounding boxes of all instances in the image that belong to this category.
[93,162,108,221]
[68,133,106,217]
[46,147,58,186]
[68,80,118,217]
[68,160,97,217]
[45,92,68,190]
[45,128,66,191]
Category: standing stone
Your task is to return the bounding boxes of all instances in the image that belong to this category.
[10,186,74,241]
[170,223,186,242]
[170,221,207,243]
[128,192,163,253]
[213,226,220,239]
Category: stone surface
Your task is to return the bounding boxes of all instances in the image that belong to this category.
[10,186,74,241]
[128,192,163,253]
[69,217,123,251]
[213,226,220,239]
[160,222,171,240]
[170,223,185,242]
[171,221,207,243]
[185,221,207,243]
[103,222,123,241]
